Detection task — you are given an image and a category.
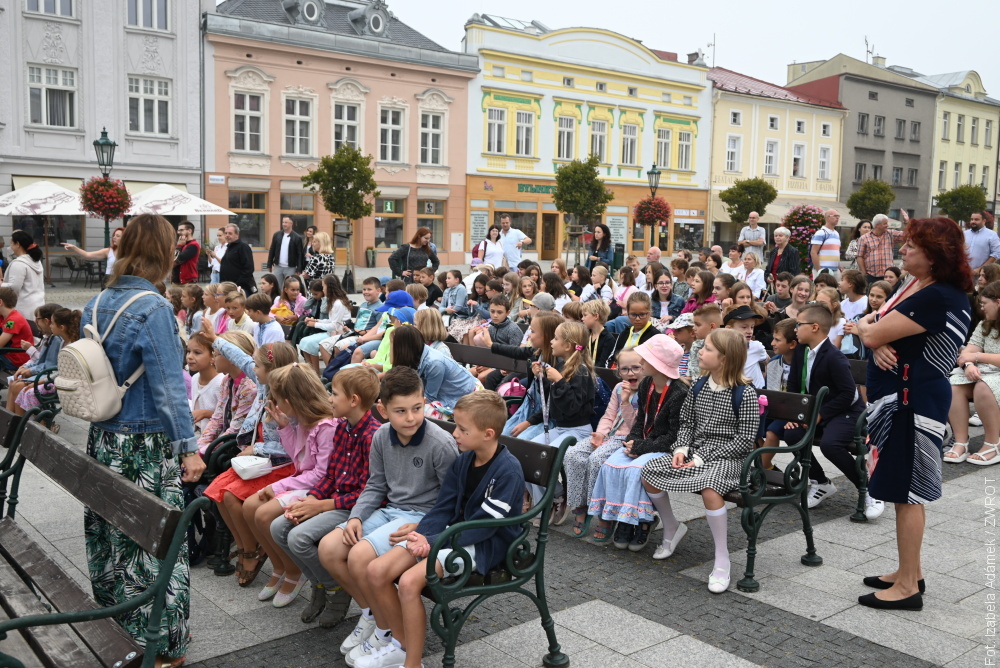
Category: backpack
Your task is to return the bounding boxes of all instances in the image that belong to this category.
[55,290,157,422]
[690,375,748,415]
[496,378,527,416]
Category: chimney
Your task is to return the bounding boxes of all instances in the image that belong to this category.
[872,55,886,67]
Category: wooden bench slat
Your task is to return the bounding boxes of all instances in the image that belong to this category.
[0,556,101,668]
[0,606,46,668]
[444,343,529,374]
[18,423,181,561]
[760,389,817,424]
[0,519,141,668]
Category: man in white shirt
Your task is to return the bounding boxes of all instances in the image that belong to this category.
[266,216,305,286]
[964,211,1000,272]
[737,211,766,263]
[499,213,532,267]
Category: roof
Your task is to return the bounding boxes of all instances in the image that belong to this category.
[650,49,678,62]
[709,67,844,109]
[885,66,1000,106]
[215,0,452,53]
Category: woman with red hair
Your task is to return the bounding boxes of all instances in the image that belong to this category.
[388,226,439,284]
[62,225,125,277]
[856,217,973,611]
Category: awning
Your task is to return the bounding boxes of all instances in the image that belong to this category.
[125,181,188,194]
[710,195,859,229]
[12,175,83,192]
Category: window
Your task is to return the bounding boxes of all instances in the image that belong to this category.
[682,96,693,106]
[954,162,962,188]
[795,120,805,134]
[379,107,403,162]
[872,165,883,181]
[677,131,692,170]
[556,116,575,160]
[373,198,405,249]
[514,110,533,157]
[854,163,866,182]
[983,166,991,190]
[764,140,778,175]
[656,128,671,169]
[284,98,311,156]
[792,144,805,178]
[957,114,965,142]
[818,146,831,180]
[857,112,869,134]
[987,120,994,147]
[938,161,947,190]
[563,77,574,88]
[596,82,606,93]
[895,119,906,139]
[889,208,900,220]
[969,164,976,186]
[590,120,607,163]
[127,0,168,30]
[228,191,266,247]
[520,71,532,82]
[821,122,831,137]
[868,91,878,100]
[873,115,885,136]
[620,123,638,165]
[419,112,443,165]
[725,135,741,172]
[891,167,902,185]
[907,168,917,187]
[13,214,81,250]
[971,117,979,145]
[333,102,359,151]
[492,66,505,77]
[234,92,262,152]
[26,0,72,16]
[661,93,671,103]
[905,98,914,107]
[910,121,920,141]
[27,66,76,128]
[417,199,445,247]
[280,193,315,234]
[627,87,638,97]
[127,77,170,135]
[486,107,506,154]
[768,115,779,130]
[942,112,950,140]
[730,111,742,126]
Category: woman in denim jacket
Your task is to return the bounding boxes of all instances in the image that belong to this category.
[81,214,205,666]
[391,325,479,414]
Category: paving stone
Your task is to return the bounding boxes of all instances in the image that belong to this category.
[631,635,762,668]
[424,639,528,668]
[550,599,680,654]
[480,619,596,665]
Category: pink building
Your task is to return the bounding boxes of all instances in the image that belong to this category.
[203,0,477,269]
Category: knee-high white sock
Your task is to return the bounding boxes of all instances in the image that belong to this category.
[705,507,730,572]
[648,490,679,538]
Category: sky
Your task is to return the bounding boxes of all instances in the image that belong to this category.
[392,0,999,96]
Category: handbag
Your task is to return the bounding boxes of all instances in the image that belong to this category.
[231,455,274,480]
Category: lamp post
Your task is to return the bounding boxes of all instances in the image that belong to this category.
[93,127,118,247]
[646,163,662,249]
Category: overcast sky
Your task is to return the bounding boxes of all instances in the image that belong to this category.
[394,0,998,97]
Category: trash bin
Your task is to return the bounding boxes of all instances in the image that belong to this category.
[612,243,625,273]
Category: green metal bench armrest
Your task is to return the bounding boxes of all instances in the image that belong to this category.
[0,409,51,482]
[205,435,241,478]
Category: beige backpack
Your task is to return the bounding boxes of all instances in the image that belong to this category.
[55,290,157,422]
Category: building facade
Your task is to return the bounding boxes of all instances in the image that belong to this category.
[707,67,848,246]
[786,54,938,221]
[0,0,203,258]
[462,15,711,260]
[203,0,477,268]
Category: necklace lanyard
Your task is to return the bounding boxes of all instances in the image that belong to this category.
[878,277,918,318]
[630,322,652,346]
[643,382,670,437]
[589,334,599,360]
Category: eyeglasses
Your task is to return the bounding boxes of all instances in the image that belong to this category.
[617,366,643,377]
[794,322,817,328]
[655,282,671,287]
[628,312,650,319]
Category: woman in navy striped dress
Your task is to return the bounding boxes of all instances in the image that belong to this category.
[856,217,973,611]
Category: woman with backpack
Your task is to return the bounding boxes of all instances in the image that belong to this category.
[79,213,204,667]
[474,225,506,268]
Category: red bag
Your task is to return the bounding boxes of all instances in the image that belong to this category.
[471,241,485,260]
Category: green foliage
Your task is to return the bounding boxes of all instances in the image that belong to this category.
[552,155,615,225]
[846,179,895,221]
[301,145,380,222]
[935,184,988,224]
[718,178,778,224]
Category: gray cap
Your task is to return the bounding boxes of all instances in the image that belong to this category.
[531,293,556,311]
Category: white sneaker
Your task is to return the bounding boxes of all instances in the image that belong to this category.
[970,413,983,427]
[864,496,885,520]
[806,482,837,509]
[340,616,377,657]
[346,633,391,667]
[355,642,407,668]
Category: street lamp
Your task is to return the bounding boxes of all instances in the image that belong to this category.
[93,127,118,246]
[646,163,661,198]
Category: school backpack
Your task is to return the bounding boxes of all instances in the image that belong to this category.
[496,378,528,416]
[591,376,612,430]
[55,290,157,422]
[690,375,750,415]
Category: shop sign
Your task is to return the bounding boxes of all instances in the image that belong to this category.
[470,210,490,243]
[517,184,556,194]
[605,215,628,246]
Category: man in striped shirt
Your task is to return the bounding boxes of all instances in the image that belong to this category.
[810,209,842,279]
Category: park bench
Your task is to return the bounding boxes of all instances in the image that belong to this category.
[444,342,530,375]
[722,387,827,593]
[0,410,210,668]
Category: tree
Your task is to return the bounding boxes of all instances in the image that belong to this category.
[718,177,778,225]
[301,146,379,291]
[935,184,988,224]
[846,179,895,221]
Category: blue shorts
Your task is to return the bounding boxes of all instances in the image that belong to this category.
[358,339,381,358]
[339,507,426,557]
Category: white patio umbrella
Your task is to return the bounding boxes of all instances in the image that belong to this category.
[127,184,234,216]
[0,180,84,217]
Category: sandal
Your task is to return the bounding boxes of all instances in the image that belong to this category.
[570,511,591,538]
[969,442,1000,466]
[237,547,268,587]
[155,656,185,668]
[944,442,969,464]
[592,523,612,543]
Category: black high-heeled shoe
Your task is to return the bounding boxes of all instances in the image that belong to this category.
[858,591,923,610]
[862,576,925,593]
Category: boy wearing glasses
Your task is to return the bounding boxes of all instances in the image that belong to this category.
[612,292,658,357]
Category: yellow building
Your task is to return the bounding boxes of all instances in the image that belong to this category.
[462,15,712,259]
[707,68,850,245]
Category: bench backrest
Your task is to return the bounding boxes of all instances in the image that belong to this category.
[594,367,619,389]
[18,422,182,560]
[849,358,867,387]
[445,342,529,374]
[759,388,819,424]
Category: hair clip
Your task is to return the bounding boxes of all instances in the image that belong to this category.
[575,345,583,351]
[266,344,274,363]
[292,361,299,367]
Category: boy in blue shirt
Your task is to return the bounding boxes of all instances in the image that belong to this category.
[245,292,284,346]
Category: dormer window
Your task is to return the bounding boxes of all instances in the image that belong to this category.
[302,0,320,22]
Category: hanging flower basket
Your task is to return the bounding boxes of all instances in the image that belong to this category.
[633,196,672,228]
[80,176,132,221]
[781,204,826,274]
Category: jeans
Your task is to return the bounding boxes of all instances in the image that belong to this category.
[605,315,631,336]
[270,509,350,588]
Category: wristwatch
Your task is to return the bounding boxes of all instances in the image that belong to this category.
[964,362,975,368]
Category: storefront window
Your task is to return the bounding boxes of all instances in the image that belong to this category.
[674,221,705,252]
[417,199,445,248]
[280,193,315,235]
[495,211,536,251]
[13,215,82,250]
[333,218,350,249]
[374,198,405,249]
[228,191,266,246]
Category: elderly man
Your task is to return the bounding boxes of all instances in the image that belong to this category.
[810,209,842,279]
[219,223,257,296]
[710,244,724,258]
[857,212,907,285]
[965,210,1000,272]
[266,216,306,286]
[737,211,766,263]
[646,246,662,264]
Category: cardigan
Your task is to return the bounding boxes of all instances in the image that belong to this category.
[624,376,688,457]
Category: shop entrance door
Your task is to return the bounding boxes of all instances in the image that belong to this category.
[541,213,558,261]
